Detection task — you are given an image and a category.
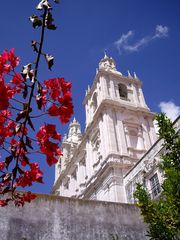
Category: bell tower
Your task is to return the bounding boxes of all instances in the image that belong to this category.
[82,53,157,202]
[54,118,82,185]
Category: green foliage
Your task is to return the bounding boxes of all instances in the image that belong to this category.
[134,113,180,240]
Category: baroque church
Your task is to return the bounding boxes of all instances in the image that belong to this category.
[52,54,179,203]
[2,55,179,240]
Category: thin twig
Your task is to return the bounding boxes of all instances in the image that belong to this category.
[11,7,48,194]
[9,106,22,111]
[30,112,48,118]
[10,98,24,105]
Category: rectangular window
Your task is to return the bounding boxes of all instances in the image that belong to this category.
[126,183,133,203]
[71,168,77,180]
[79,158,86,167]
[118,83,128,100]
[64,180,69,190]
[150,173,161,198]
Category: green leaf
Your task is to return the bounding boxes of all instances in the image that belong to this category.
[135,113,180,239]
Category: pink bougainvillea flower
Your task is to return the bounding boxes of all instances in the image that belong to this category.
[0,162,5,171]
[0,79,10,110]
[45,77,74,124]
[36,124,62,166]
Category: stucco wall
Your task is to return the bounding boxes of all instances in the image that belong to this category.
[0,194,147,240]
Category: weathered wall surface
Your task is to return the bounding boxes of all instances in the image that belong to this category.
[0,194,147,240]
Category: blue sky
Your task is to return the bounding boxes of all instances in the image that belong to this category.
[0,0,180,194]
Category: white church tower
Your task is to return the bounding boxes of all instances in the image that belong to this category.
[53,54,157,203]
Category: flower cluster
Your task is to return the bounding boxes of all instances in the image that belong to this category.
[0,199,9,207]
[0,49,23,110]
[0,49,73,207]
[0,162,5,171]
[0,79,11,110]
[16,163,43,188]
[44,77,73,124]
[36,124,62,166]
[0,110,15,146]
[0,48,19,76]
[14,192,37,207]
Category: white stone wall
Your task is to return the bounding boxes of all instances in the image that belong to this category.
[0,194,147,240]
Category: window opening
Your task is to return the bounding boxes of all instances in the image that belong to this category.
[72,168,77,180]
[118,83,127,99]
[64,180,69,190]
[150,173,161,198]
[92,93,98,112]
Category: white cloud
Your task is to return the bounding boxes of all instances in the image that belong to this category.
[154,25,169,38]
[115,30,134,49]
[159,101,180,121]
[114,25,169,54]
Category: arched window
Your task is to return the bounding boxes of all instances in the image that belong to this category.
[92,92,98,112]
[118,83,128,99]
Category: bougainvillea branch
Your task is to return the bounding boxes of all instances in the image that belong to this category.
[0,0,73,207]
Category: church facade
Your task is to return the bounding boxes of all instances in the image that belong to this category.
[52,54,178,203]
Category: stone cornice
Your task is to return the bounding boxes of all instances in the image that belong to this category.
[85,98,154,130]
[78,152,138,198]
[52,148,136,194]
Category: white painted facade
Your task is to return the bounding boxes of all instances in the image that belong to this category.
[52,54,174,203]
[124,116,180,202]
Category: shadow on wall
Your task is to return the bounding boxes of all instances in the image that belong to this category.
[7,218,49,240]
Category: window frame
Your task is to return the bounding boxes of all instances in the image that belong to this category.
[149,173,161,198]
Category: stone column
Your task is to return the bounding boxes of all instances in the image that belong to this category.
[116,111,128,155]
[85,139,94,179]
[148,118,157,144]
[103,108,117,152]
[141,117,151,150]
[100,75,109,99]
[99,115,107,159]
[109,77,116,99]
[132,84,139,105]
